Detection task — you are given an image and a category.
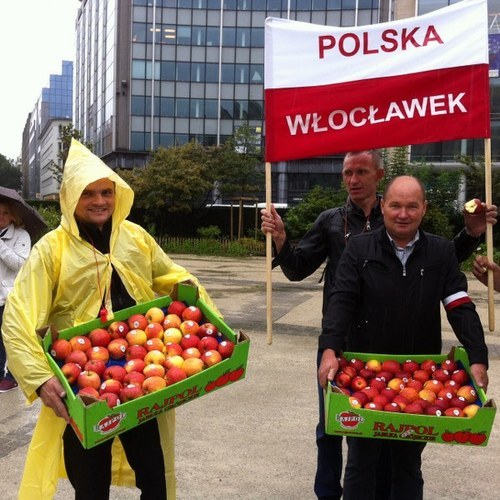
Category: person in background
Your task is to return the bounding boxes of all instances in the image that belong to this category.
[473,254,500,292]
[261,150,497,500]
[0,199,31,393]
[2,139,220,499]
[318,175,488,500]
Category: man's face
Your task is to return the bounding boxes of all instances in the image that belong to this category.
[74,178,115,229]
[381,177,427,245]
[342,152,384,205]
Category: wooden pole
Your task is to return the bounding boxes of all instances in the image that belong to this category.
[265,161,273,344]
[484,138,495,332]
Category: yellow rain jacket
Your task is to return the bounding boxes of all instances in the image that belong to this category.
[3,139,219,499]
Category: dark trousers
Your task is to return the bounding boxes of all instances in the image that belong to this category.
[63,418,167,500]
[343,437,426,500]
[0,305,15,380]
[314,351,343,500]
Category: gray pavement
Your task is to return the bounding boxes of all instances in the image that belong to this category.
[1,254,499,499]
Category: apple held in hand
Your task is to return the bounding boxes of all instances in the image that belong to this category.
[464,198,484,214]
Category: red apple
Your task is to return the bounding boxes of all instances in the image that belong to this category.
[99,392,120,408]
[384,402,402,412]
[50,339,73,361]
[387,377,405,393]
[120,383,144,402]
[349,396,363,408]
[145,337,164,352]
[86,346,110,363]
[196,322,219,340]
[450,396,469,410]
[456,385,477,403]
[164,342,183,357]
[123,371,146,386]
[392,395,410,411]
[64,349,88,367]
[360,386,380,402]
[464,198,484,214]
[441,358,457,372]
[342,366,357,379]
[124,358,146,374]
[108,338,129,360]
[165,366,188,385]
[78,386,100,399]
[423,379,444,394]
[420,359,437,374]
[218,340,235,359]
[348,358,364,373]
[432,368,450,383]
[437,388,454,401]
[350,376,368,392]
[334,371,352,388]
[99,378,123,396]
[61,362,82,385]
[84,359,107,378]
[400,387,419,402]
[69,335,92,352]
[107,320,129,339]
[401,360,419,374]
[369,377,386,392]
[198,336,219,354]
[201,349,223,368]
[444,407,464,417]
[434,398,450,411]
[406,379,423,392]
[77,370,101,390]
[127,314,148,331]
[88,328,111,348]
[358,368,375,380]
[179,320,200,336]
[381,359,401,374]
[372,394,390,407]
[126,344,148,361]
[168,300,187,317]
[351,391,369,406]
[364,402,383,411]
[182,347,201,360]
[412,369,431,384]
[425,405,443,416]
[404,402,424,414]
[144,322,164,340]
[180,334,200,350]
[418,388,437,404]
[103,364,127,383]
[380,387,397,402]
[451,369,470,386]
[182,305,203,324]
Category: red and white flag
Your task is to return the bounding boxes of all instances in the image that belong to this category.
[264,0,490,162]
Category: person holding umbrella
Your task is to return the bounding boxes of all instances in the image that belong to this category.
[0,197,31,392]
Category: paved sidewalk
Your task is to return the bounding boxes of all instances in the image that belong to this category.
[0,255,499,499]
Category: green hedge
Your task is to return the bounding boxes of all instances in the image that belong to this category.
[160,236,265,257]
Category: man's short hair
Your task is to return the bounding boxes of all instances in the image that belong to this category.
[344,149,383,170]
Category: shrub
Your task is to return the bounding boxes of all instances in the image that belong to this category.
[196,225,221,239]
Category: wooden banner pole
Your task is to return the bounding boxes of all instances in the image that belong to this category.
[265,161,273,344]
[484,138,495,332]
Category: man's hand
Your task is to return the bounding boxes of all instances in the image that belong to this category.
[472,255,500,292]
[260,204,287,253]
[463,202,497,238]
[470,363,488,393]
[318,349,339,389]
[38,376,70,423]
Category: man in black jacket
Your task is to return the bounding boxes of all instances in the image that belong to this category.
[318,175,488,500]
[261,150,496,500]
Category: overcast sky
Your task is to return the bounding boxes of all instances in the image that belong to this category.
[0,0,81,161]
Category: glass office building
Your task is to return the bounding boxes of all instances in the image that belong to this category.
[73,0,500,204]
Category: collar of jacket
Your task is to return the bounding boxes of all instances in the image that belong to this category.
[346,193,383,218]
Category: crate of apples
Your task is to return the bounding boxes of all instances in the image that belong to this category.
[325,347,496,446]
[42,283,249,449]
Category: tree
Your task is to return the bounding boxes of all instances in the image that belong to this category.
[0,153,22,190]
[49,125,93,186]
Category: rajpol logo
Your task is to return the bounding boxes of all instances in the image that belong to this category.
[337,410,364,429]
[94,412,126,434]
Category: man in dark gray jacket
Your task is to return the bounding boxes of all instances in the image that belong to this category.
[318,175,488,500]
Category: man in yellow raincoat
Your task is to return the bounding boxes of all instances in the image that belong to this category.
[2,138,219,499]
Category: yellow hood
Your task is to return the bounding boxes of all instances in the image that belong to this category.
[60,139,134,236]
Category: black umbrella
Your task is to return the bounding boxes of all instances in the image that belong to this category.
[0,186,48,239]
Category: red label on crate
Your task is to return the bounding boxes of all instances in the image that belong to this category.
[94,412,126,434]
[373,421,439,441]
[337,410,364,429]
